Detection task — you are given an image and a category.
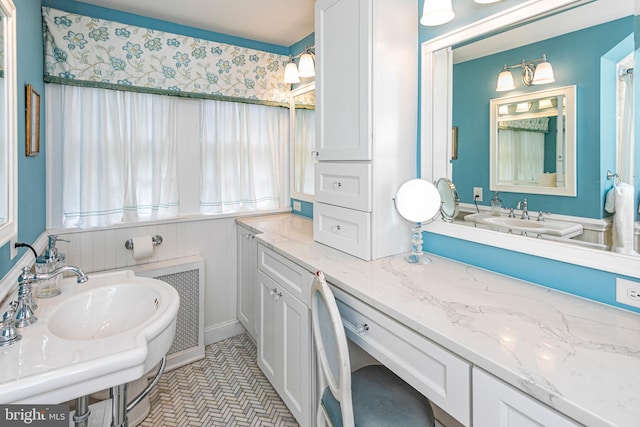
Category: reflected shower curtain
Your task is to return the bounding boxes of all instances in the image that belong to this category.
[294,108,315,195]
[497,129,545,183]
[618,72,634,184]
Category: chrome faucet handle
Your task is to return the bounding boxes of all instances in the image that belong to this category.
[0,301,22,347]
[507,207,516,218]
[14,273,38,328]
[536,211,551,222]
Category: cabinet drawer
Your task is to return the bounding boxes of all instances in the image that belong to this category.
[257,244,313,307]
[332,286,471,426]
[473,368,580,427]
[313,203,371,261]
[314,162,371,211]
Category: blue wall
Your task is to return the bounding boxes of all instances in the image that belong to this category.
[452,18,633,218]
[0,0,47,279]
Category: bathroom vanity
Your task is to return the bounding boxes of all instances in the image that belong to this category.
[237,213,639,427]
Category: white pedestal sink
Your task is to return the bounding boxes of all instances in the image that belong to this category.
[464,212,583,238]
[0,270,179,404]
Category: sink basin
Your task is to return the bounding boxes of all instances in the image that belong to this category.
[48,283,163,341]
[465,212,583,238]
[0,270,179,404]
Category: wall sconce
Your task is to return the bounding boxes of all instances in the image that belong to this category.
[283,46,315,84]
[420,0,454,26]
[496,54,555,91]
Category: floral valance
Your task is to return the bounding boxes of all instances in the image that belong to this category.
[498,117,549,133]
[42,7,290,106]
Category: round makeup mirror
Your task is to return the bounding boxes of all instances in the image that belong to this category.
[436,177,459,222]
[394,179,442,264]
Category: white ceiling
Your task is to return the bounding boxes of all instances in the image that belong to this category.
[79,0,315,47]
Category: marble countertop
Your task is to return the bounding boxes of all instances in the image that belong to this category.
[238,213,640,427]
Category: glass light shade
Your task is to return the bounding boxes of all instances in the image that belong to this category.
[496,68,515,91]
[498,105,509,115]
[297,52,315,78]
[283,61,300,84]
[538,98,553,109]
[532,60,555,85]
[420,0,455,26]
[515,102,531,113]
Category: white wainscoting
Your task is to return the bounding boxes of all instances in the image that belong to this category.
[52,217,240,343]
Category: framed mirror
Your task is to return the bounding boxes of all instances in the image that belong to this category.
[290,82,315,202]
[0,0,17,250]
[420,0,639,277]
[490,85,576,196]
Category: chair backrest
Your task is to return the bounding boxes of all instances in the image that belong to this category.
[310,271,354,425]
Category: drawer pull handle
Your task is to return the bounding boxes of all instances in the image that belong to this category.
[312,150,319,157]
[333,181,342,189]
[274,291,282,300]
[356,323,370,334]
[242,233,254,239]
[269,287,277,296]
[332,225,341,232]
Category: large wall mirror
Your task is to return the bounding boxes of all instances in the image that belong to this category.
[290,82,315,202]
[0,0,17,250]
[421,0,639,277]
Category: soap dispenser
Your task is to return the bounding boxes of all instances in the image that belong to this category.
[35,235,68,298]
[490,192,502,216]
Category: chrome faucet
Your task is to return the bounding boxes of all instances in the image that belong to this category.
[13,265,89,328]
[31,265,89,284]
[516,198,529,220]
[0,301,21,347]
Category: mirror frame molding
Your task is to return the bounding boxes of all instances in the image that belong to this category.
[289,82,315,203]
[0,0,17,251]
[490,85,577,196]
[420,0,640,278]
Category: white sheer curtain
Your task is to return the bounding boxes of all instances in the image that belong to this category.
[294,108,315,195]
[199,99,288,214]
[618,71,634,184]
[47,84,179,228]
[497,129,545,183]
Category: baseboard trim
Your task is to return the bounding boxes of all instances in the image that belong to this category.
[204,320,246,346]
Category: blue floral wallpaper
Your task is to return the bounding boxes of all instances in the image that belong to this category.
[42,7,290,105]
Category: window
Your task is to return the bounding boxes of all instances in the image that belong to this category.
[46,84,289,229]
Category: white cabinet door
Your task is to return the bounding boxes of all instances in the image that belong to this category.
[473,368,581,427]
[257,268,313,427]
[258,271,279,386]
[315,0,371,161]
[280,286,312,426]
[237,225,258,340]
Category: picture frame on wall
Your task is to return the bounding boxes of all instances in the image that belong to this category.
[25,84,40,156]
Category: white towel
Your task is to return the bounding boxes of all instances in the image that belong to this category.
[605,182,638,255]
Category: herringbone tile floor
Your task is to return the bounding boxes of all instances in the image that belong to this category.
[139,333,299,427]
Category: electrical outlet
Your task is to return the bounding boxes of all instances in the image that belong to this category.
[473,187,483,202]
[293,201,302,211]
[616,278,640,309]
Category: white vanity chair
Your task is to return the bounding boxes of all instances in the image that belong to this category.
[311,271,435,426]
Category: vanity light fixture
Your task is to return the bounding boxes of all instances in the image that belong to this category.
[515,102,531,113]
[420,0,454,26]
[498,105,509,115]
[284,57,300,84]
[283,46,315,84]
[496,54,555,91]
[538,98,554,109]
